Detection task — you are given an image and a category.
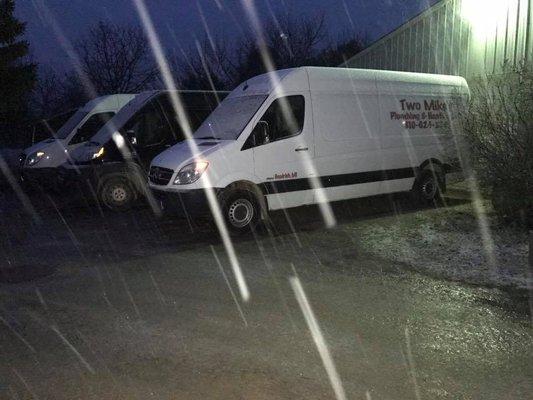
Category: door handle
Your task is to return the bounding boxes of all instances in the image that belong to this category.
[295,147,308,152]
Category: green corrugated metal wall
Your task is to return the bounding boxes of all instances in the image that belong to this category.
[344,0,532,79]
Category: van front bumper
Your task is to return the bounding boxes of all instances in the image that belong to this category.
[56,164,100,197]
[22,167,60,189]
[151,188,214,218]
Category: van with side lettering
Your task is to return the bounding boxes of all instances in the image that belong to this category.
[148,67,469,234]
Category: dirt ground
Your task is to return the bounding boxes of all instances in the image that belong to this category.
[0,186,532,399]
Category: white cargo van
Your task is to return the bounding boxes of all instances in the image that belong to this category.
[21,94,136,187]
[149,67,469,233]
[59,90,226,210]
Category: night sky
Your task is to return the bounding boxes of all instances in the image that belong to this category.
[17,0,438,73]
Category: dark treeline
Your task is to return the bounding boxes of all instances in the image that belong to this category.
[0,0,36,146]
[174,13,366,90]
[0,0,365,147]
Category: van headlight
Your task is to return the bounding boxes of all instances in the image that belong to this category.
[26,151,45,166]
[91,147,105,160]
[173,161,209,185]
[75,143,105,163]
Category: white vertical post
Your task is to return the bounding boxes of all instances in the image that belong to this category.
[529,230,532,326]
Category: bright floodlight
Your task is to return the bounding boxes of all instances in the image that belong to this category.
[461,0,514,39]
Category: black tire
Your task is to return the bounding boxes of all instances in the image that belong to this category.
[219,189,261,235]
[99,176,136,211]
[414,169,445,205]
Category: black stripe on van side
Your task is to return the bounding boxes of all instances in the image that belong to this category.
[259,167,416,194]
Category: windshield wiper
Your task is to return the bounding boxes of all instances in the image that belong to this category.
[196,136,220,140]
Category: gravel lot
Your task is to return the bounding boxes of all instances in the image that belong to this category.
[0,187,532,399]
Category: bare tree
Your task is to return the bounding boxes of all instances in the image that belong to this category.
[30,68,61,118]
[76,22,158,94]
[233,12,327,84]
[264,12,327,67]
[173,13,365,91]
[173,36,232,91]
[311,32,367,67]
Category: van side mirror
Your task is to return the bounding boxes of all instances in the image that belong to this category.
[126,129,137,146]
[70,127,90,145]
[241,121,270,151]
[253,121,270,146]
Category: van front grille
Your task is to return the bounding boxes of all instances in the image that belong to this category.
[149,166,174,185]
[19,153,26,168]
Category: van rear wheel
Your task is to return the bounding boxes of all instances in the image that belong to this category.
[220,189,261,235]
[414,169,444,205]
[99,177,136,211]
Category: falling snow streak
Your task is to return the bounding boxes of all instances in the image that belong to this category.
[0,155,40,223]
[404,327,422,400]
[0,316,36,354]
[50,325,96,374]
[290,276,347,400]
[132,0,250,302]
[239,0,337,229]
[211,245,248,327]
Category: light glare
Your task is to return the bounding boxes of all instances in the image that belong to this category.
[461,0,514,39]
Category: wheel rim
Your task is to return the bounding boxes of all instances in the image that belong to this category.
[228,198,254,228]
[421,177,437,199]
[110,186,128,203]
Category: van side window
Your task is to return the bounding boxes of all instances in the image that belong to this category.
[156,95,183,142]
[69,112,115,145]
[142,101,171,147]
[123,100,173,147]
[247,95,305,148]
[156,94,219,141]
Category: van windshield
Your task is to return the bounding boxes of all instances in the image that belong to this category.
[55,110,89,140]
[193,95,267,140]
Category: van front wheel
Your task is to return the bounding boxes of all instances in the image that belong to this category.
[220,189,260,235]
[99,177,136,211]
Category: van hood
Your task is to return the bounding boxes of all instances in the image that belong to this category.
[24,138,65,155]
[151,139,233,170]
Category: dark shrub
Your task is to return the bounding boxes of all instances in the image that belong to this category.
[461,63,533,227]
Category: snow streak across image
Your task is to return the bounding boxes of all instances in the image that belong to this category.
[0,0,532,399]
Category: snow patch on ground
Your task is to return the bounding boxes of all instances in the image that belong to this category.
[351,202,530,290]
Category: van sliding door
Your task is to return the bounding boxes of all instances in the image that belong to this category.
[311,71,383,203]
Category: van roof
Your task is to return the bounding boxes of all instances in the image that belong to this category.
[229,67,469,97]
[81,94,137,112]
[89,89,229,145]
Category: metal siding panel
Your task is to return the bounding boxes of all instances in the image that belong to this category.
[388,40,393,69]
[427,8,439,73]
[425,16,432,73]
[392,36,397,70]
[440,4,451,74]
[414,21,422,72]
[406,25,413,71]
[524,0,533,62]
[517,0,528,62]
[449,0,458,75]
[395,34,401,70]
[402,29,407,71]
[343,0,528,79]
[506,3,516,64]
[503,5,511,63]
[462,12,471,77]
